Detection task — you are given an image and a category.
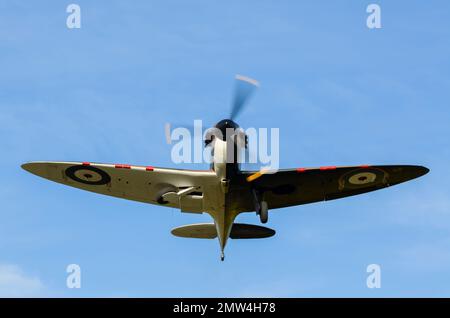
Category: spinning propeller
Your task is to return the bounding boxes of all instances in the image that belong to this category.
[230,74,259,121]
[165,74,259,143]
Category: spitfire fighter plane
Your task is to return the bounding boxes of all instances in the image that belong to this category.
[22,75,429,261]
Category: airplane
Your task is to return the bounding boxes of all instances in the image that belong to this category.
[21,75,429,261]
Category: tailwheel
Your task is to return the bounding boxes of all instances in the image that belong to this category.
[259,201,268,224]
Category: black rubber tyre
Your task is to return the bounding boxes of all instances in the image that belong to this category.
[260,201,268,224]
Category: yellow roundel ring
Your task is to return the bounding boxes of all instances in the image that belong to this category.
[339,167,388,190]
[348,172,377,185]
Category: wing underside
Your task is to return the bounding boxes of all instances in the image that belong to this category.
[22,162,429,213]
[22,161,216,211]
[237,165,429,211]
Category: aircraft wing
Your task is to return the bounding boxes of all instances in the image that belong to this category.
[22,161,217,212]
[241,165,429,210]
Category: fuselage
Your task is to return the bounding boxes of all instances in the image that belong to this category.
[207,119,246,260]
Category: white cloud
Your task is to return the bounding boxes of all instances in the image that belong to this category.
[0,264,45,297]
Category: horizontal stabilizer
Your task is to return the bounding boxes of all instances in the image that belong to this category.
[230,223,275,239]
[171,223,275,239]
[171,223,217,239]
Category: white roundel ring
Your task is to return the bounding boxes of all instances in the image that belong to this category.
[348,172,377,185]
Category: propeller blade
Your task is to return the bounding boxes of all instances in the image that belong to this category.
[230,75,259,120]
[246,167,272,182]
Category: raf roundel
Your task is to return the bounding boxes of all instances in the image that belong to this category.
[339,167,387,190]
[65,165,111,186]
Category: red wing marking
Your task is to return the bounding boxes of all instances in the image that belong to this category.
[320,166,337,170]
[115,164,131,169]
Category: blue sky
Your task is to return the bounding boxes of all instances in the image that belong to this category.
[0,1,449,297]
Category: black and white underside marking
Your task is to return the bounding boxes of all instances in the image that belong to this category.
[65,165,111,185]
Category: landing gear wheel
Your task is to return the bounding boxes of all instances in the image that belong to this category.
[260,201,268,224]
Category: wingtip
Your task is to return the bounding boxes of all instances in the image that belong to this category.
[417,165,430,177]
[399,165,430,183]
[20,162,48,177]
[21,162,33,172]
